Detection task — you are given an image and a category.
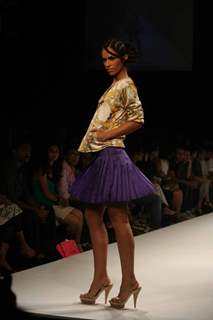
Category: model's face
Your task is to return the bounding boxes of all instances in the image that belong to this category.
[101,48,125,77]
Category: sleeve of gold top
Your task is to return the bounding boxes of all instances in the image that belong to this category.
[122,83,144,124]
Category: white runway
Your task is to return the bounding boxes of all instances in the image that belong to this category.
[12,213,213,320]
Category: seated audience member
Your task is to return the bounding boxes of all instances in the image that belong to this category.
[192,148,213,213]
[32,143,83,251]
[0,140,57,262]
[131,148,186,223]
[130,192,162,231]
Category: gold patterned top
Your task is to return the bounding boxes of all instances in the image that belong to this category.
[78,77,144,153]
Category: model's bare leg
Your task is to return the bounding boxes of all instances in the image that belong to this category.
[108,204,139,301]
[84,205,111,293]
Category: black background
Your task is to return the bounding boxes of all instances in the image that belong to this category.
[0,0,208,152]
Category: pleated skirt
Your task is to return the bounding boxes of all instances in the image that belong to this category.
[70,147,155,204]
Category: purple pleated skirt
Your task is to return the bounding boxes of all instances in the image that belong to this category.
[70,147,155,204]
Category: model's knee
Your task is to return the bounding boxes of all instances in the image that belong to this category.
[108,212,129,229]
[85,208,104,226]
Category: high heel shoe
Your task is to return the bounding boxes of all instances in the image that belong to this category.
[80,283,113,304]
[109,286,141,309]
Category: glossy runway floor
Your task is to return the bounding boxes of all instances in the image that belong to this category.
[12,213,213,320]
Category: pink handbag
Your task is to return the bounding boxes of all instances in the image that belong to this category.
[56,239,80,257]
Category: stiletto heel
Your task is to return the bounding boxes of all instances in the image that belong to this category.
[109,286,141,309]
[80,283,113,304]
[133,287,141,308]
[104,284,113,303]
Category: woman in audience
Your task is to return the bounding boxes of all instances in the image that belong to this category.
[58,147,83,248]
[32,143,83,250]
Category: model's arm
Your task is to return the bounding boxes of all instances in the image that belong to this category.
[91,121,142,142]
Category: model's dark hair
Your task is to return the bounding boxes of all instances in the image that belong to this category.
[102,38,138,63]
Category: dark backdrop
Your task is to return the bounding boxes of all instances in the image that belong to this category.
[1,0,207,152]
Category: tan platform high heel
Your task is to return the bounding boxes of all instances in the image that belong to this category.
[109,286,141,309]
[80,283,113,304]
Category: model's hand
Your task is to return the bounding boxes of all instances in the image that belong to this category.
[90,128,109,142]
[90,121,141,142]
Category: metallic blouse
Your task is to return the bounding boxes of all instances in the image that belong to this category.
[78,77,144,153]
